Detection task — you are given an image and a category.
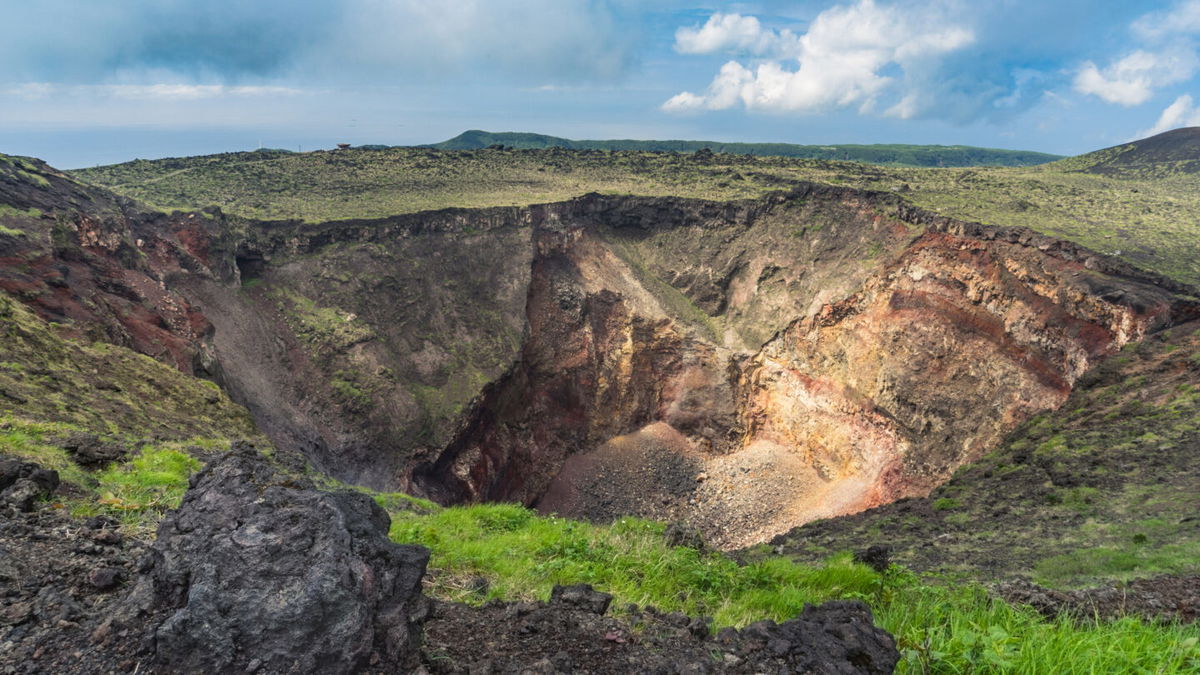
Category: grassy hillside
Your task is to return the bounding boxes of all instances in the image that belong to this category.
[428,130,1062,167]
[69,139,1200,286]
[1054,127,1200,177]
[766,319,1200,588]
[0,289,267,533]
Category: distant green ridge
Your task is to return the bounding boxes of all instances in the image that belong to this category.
[425,130,1063,168]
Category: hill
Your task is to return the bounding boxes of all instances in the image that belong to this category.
[1051,126,1200,177]
[428,129,1063,167]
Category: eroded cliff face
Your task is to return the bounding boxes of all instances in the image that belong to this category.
[0,156,229,373]
[413,189,1192,548]
[725,230,1180,545]
[2,158,1194,548]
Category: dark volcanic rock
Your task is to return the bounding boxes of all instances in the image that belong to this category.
[0,503,147,673]
[61,433,128,469]
[0,458,59,512]
[549,583,612,615]
[742,601,899,674]
[853,546,892,574]
[116,449,430,674]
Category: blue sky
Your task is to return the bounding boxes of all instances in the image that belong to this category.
[2,0,1199,168]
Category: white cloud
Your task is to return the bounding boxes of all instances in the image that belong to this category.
[674,13,801,57]
[1076,2,1200,107]
[4,83,55,100]
[663,0,973,117]
[1074,49,1198,106]
[1136,94,1200,137]
[1132,0,1200,40]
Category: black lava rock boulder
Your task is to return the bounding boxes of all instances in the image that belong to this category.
[116,449,430,673]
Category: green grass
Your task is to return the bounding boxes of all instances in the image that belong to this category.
[933,497,962,511]
[0,224,26,237]
[385,500,1200,674]
[70,446,201,533]
[390,503,879,625]
[71,145,1200,286]
[886,579,1200,673]
[0,290,262,440]
[0,416,228,535]
[0,418,91,487]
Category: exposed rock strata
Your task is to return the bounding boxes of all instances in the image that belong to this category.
[415,189,1192,547]
[3,157,1196,547]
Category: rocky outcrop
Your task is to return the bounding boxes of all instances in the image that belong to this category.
[113,450,430,674]
[0,458,58,512]
[61,434,128,469]
[767,318,1200,589]
[0,156,227,373]
[738,226,1180,521]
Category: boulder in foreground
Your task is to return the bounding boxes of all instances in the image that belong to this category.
[116,449,430,673]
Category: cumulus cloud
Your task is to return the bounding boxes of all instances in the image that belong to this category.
[1076,2,1200,106]
[1074,49,1198,106]
[673,13,801,57]
[1137,94,1200,137]
[1132,0,1200,40]
[663,1,974,117]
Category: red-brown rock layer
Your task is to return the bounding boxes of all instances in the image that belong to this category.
[2,161,1194,547]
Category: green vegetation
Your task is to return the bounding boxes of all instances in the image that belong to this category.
[0,288,265,534]
[381,499,1199,673]
[271,288,375,354]
[0,416,229,535]
[0,291,261,439]
[932,497,962,511]
[72,146,787,221]
[0,204,42,221]
[71,142,1200,286]
[72,446,201,531]
[428,130,1062,167]
[390,503,876,624]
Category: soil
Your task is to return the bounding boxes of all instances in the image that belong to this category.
[0,507,147,674]
[420,589,898,674]
[998,576,1200,624]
